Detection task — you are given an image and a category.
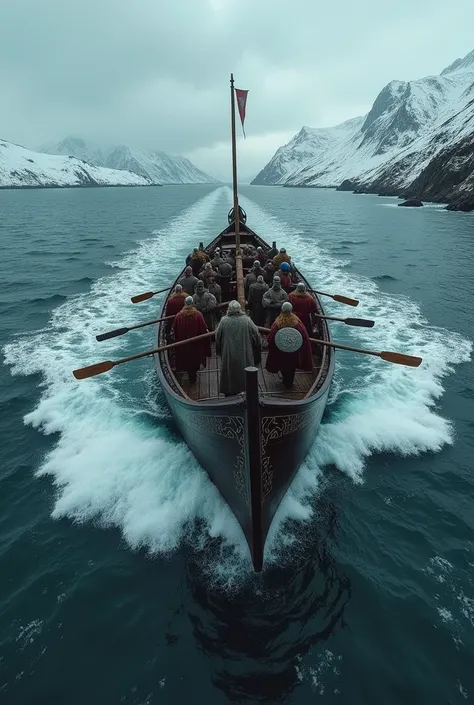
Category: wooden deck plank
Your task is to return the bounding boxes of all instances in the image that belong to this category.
[169,347,319,402]
[208,354,219,399]
[197,365,209,400]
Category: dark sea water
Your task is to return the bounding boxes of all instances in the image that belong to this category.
[1,184,473,704]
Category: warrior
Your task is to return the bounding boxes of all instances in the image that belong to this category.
[207,276,222,304]
[289,282,318,337]
[164,284,187,342]
[242,247,255,270]
[171,296,211,384]
[262,276,289,326]
[244,260,265,298]
[278,262,294,293]
[265,302,313,389]
[255,246,268,266]
[267,241,278,259]
[199,261,218,285]
[211,248,224,270]
[189,247,208,276]
[193,280,217,331]
[263,260,275,286]
[272,247,292,269]
[179,266,199,296]
[247,275,269,326]
[216,258,233,301]
[215,300,262,396]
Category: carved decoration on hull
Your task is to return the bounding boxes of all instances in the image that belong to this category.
[174,410,248,504]
[260,410,318,501]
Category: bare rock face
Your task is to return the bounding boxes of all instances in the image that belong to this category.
[398,199,424,207]
[446,200,474,212]
[336,179,359,192]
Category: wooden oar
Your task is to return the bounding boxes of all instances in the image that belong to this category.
[314,313,374,328]
[96,301,231,341]
[73,332,215,380]
[309,289,359,307]
[131,286,172,304]
[96,313,175,341]
[257,327,422,367]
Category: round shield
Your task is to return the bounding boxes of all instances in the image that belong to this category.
[275,327,303,353]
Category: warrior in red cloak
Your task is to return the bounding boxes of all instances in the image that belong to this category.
[289,282,318,337]
[164,284,187,342]
[265,302,313,389]
[171,296,211,383]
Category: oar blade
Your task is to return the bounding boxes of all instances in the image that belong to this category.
[96,327,129,342]
[380,351,422,367]
[345,318,375,327]
[333,294,359,307]
[73,361,115,379]
[131,291,154,304]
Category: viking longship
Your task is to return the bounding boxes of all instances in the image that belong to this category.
[155,212,334,571]
[73,75,422,572]
[154,76,335,571]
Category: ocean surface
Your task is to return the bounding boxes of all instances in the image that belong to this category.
[1,184,473,704]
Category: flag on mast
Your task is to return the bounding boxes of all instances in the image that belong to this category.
[235,88,249,138]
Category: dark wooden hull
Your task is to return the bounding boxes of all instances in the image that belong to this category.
[154,219,334,570]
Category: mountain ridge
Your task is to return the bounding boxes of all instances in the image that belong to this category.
[39,137,219,185]
[252,49,474,210]
[0,139,152,189]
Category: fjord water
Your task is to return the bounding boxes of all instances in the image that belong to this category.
[1,184,473,704]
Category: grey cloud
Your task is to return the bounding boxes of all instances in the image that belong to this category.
[1,0,474,178]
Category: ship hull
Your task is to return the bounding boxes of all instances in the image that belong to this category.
[156,369,331,570]
[154,217,334,570]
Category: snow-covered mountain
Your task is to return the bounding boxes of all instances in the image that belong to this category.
[0,139,152,189]
[253,117,364,186]
[40,137,218,185]
[252,49,474,210]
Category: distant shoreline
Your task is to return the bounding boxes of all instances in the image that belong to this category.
[0,182,158,191]
[0,182,220,191]
[250,182,472,212]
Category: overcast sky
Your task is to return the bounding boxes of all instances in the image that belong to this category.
[1,0,474,181]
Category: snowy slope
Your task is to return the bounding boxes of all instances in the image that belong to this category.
[40,138,219,185]
[104,146,218,184]
[252,117,364,185]
[39,136,106,167]
[252,49,474,208]
[0,140,152,188]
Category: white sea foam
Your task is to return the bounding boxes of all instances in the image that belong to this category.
[4,187,246,564]
[237,190,472,553]
[3,186,472,575]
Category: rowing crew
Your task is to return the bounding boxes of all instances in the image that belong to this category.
[169,297,312,395]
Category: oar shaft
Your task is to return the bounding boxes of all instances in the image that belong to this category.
[97,301,231,341]
[131,301,229,332]
[258,327,379,357]
[130,313,175,331]
[132,300,230,331]
[313,313,374,327]
[116,331,216,366]
[313,313,344,323]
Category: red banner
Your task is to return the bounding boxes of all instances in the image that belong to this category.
[235,88,248,138]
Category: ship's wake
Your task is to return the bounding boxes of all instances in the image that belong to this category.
[3,186,472,577]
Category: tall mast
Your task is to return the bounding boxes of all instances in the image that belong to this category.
[230,73,240,249]
[230,73,245,308]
